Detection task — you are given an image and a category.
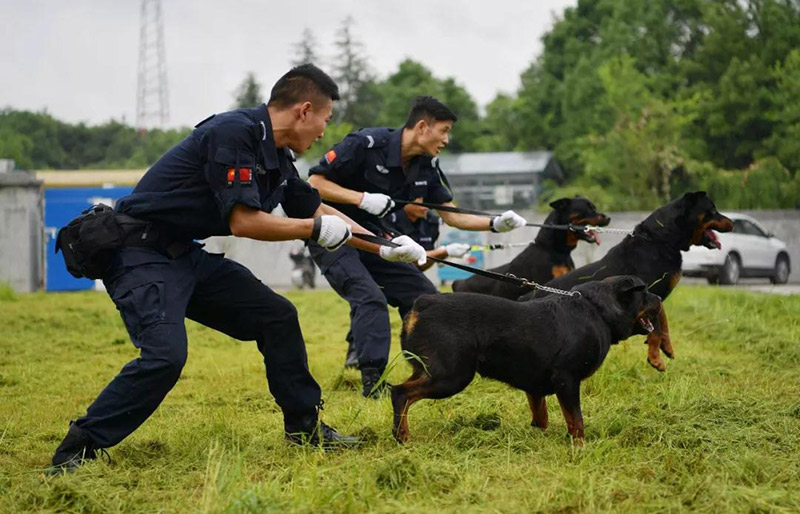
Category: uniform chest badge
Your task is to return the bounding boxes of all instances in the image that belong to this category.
[376,164,389,174]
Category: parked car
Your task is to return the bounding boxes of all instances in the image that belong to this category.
[682,213,791,285]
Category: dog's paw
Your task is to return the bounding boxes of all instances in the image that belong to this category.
[660,337,675,359]
[647,355,667,372]
[393,428,409,444]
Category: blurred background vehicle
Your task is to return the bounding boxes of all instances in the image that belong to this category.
[682,213,791,285]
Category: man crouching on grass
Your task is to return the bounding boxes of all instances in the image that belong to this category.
[47,64,427,474]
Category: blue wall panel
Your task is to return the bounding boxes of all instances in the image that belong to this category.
[44,187,133,291]
[437,230,484,283]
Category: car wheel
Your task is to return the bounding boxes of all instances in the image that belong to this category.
[771,255,790,284]
[719,253,740,285]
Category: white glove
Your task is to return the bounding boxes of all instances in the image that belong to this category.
[491,210,527,232]
[359,192,395,217]
[312,215,352,251]
[379,235,427,265]
[442,243,471,258]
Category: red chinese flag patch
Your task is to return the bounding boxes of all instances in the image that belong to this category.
[226,167,253,186]
[324,149,337,164]
[239,168,252,184]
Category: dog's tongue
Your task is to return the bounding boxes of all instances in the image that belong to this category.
[589,229,601,246]
[705,229,721,249]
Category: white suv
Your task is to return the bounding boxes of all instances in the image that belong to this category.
[682,213,791,285]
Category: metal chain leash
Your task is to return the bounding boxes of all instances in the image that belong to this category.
[579,225,633,234]
[469,242,532,251]
[524,280,582,297]
[499,273,581,297]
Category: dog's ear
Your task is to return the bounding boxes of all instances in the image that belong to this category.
[612,276,647,295]
[680,191,707,205]
[549,198,571,210]
[621,283,646,295]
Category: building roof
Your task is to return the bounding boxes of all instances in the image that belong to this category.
[36,170,146,187]
[34,150,557,185]
[437,151,553,175]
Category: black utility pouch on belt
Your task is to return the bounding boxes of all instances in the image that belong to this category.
[55,204,148,279]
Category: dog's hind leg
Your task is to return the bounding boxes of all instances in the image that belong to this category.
[657,305,674,359]
[391,370,425,443]
[392,369,475,443]
[553,376,584,445]
[526,393,548,429]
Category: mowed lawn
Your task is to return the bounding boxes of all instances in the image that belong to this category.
[1,283,799,513]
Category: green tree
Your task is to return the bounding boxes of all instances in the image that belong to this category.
[0,128,34,169]
[233,73,264,109]
[305,122,355,163]
[369,60,481,152]
[331,16,374,125]
[764,49,800,171]
[697,55,774,169]
[291,28,319,67]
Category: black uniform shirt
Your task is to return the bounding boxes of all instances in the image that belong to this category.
[307,127,453,234]
[386,210,442,251]
[116,104,320,240]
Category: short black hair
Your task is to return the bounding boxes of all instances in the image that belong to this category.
[268,64,340,109]
[404,96,457,128]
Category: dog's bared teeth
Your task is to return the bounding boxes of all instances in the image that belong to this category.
[640,317,654,333]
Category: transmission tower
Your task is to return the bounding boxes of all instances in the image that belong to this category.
[136,0,169,130]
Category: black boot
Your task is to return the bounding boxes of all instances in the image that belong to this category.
[47,422,102,475]
[361,366,387,399]
[284,415,362,449]
[344,337,359,369]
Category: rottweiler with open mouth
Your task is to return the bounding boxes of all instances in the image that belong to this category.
[392,276,661,444]
[520,191,733,371]
[452,196,610,299]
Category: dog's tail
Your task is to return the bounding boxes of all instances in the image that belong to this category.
[400,294,436,344]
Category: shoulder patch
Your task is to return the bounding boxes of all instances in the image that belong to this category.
[324,150,337,164]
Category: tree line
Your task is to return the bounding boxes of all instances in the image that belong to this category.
[2,0,798,210]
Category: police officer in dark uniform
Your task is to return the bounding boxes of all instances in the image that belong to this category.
[48,65,427,473]
[342,206,472,368]
[307,96,528,397]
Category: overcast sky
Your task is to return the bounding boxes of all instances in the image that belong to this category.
[1,0,576,128]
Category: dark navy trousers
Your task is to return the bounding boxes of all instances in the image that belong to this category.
[308,242,437,369]
[76,246,321,448]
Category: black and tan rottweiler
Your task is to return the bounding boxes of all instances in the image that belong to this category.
[520,191,733,371]
[451,196,610,299]
[392,276,661,444]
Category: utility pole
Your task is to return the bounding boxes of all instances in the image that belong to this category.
[136,0,169,130]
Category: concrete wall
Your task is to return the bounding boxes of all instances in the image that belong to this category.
[201,209,799,289]
[0,172,44,293]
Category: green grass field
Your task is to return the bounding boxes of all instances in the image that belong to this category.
[1,283,799,513]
